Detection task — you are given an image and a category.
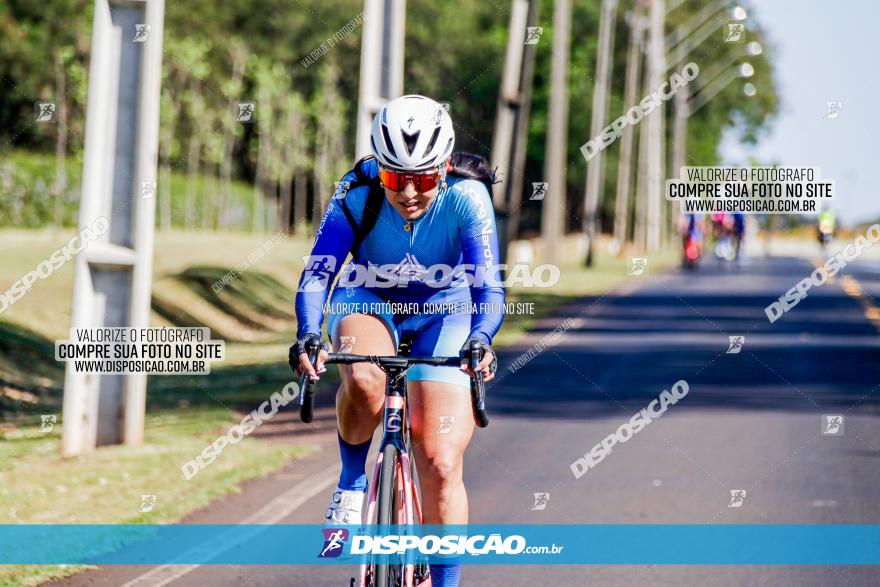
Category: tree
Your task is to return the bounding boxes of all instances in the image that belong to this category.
[52,49,69,228]
[250,58,287,234]
[218,39,248,229]
[172,39,211,229]
[311,57,347,235]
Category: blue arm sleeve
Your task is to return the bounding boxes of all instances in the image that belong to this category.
[294,195,356,339]
[455,181,505,345]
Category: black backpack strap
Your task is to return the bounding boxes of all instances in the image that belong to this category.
[336,156,384,261]
[350,187,384,260]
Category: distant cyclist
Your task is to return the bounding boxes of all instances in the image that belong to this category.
[679,213,703,268]
[711,213,745,263]
[292,95,504,587]
[818,208,836,247]
[731,212,745,262]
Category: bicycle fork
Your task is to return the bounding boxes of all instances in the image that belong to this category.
[358,370,424,586]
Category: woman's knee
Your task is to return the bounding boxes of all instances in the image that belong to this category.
[343,364,386,401]
[421,450,464,487]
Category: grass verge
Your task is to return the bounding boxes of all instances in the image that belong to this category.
[0,407,313,586]
[0,229,674,585]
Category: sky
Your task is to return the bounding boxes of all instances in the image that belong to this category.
[720,0,880,225]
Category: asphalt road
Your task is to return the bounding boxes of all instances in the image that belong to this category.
[58,253,880,587]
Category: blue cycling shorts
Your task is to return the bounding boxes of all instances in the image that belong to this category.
[326,286,471,389]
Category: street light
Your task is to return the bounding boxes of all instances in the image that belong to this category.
[743,82,757,97]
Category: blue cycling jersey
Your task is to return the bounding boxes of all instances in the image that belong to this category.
[295,165,505,345]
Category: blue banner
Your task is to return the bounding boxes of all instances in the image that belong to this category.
[2,525,879,565]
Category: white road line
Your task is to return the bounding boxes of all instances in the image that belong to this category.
[121,463,340,587]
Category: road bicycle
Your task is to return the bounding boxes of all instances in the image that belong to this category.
[292,336,489,587]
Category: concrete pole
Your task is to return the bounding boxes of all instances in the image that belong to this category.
[582,0,617,266]
[613,6,645,249]
[505,0,540,251]
[664,81,689,238]
[634,100,648,250]
[62,0,164,456]
[670,86,687,180]
[644,0,665,251]
[355,0,405,159]
[126,0,164,445]
[356,0,383,159]
[490,0,529,262]
[540,0,572,264]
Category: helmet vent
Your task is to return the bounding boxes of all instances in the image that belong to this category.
[442,137,453,158]
[402,130,420,156]
[424,126,441,156]
[381,124,398,159]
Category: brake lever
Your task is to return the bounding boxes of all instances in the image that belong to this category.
[298,345,319,407]
[468,339,481,373]
[468,339,489,428]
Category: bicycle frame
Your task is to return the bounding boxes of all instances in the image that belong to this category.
[359,363,422,587]
[291,341,489,587]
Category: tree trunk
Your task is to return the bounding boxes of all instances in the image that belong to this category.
[292,172,307,235]
[220,48,247,229]
[252,101,271,235]
[185,137,201,230]
[158,102,176,231]
[266,180,278,234]
[279,173,292,232]
[53,54,68,228]
[252,174,264,234]
[185,80,203,230]
[312,172,325,235]
[216,137,228,229]
[160,156,172,230]
[202,162,218,230]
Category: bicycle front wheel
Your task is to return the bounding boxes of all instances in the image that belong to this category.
[374,444,401,587]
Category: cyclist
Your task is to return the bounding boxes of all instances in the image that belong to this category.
[817,207,836,246]
[679,213,703,267]
[292,95,504,587]
[730,212,745,263]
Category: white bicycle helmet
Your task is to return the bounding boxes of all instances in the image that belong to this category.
[370,95,455,172]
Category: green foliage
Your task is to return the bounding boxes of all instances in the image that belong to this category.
[0,0,779,233]
[0,150,82,227]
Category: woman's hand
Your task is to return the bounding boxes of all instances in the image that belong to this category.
[291,334,329,381]
[459,337,498,382]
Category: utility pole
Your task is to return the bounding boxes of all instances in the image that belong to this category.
[540,0,571,264]
[644,0,665,251]
[490,0,539,262]
[670,85,688,183]
[506,1,540,254]
[582,0,617,266]
[355,0,406,159]
[634,102,648,249]
[62,0,165,456]
[613,3,646,251]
